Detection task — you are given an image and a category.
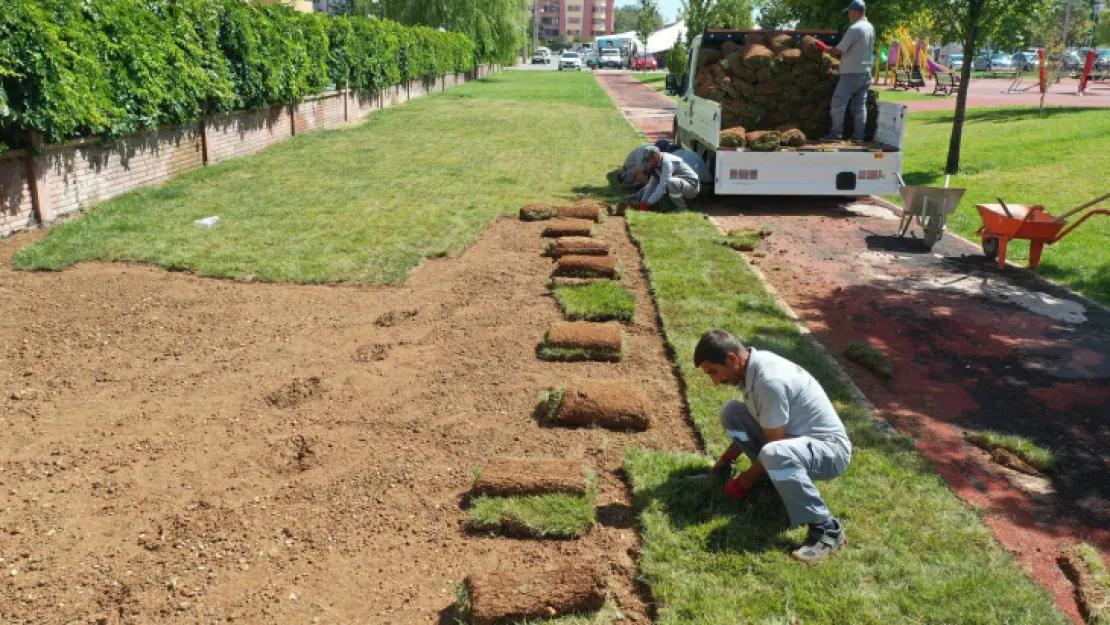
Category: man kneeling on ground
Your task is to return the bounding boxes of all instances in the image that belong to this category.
[633,145,701,211]
[694,329,852,564]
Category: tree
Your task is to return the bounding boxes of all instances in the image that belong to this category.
[1099,17,1110,45]
[710,0,755,29]
[636,0,660,51]
[666,33,689,76]
[680,0,715,45]
[923,0,1046,173]
[756,0,795,30]
[401,0,529,63]
[614,5,639,33]
[748,0,923,42]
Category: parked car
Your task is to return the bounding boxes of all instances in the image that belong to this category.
[1062,49,1084,72]
[972,54,991,71]
[531,48,551,64]
[632,53,658,71]
[558,51,583,71]
[948,54,964,71]
[1098,49,1110,71]
[1013,49,1041,71]
[989,53,1016,73]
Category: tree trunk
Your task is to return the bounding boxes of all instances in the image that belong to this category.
[945,0,985,175]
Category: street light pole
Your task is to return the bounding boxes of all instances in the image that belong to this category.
[533,0,540,53]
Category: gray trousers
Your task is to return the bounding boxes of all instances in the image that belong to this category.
[634,177,700,208]
[829,72,871,141]
[720,400,851,527]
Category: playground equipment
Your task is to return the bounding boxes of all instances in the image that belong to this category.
[975,193,1110,269]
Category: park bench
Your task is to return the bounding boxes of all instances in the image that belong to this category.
[933,71,959,95]
[893,69,925,90]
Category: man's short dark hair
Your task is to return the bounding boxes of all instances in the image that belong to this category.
[693,329,745,367]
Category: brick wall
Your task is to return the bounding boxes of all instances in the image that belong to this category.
[0,64,498,238]
[0,152,36,238]
[206,106,291,165]
[36,125,204,220]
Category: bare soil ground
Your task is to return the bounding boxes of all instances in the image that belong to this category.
[0,216,698,624]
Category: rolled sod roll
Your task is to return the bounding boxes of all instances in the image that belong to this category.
[745,32,767,47]
[745,130,782,150]
[777,126,807,147]
[780,48,805,65]
[520,203,556,221]
[466,564,607,625]
[720,126,747,148]
[800,35,822,61]
[573,198,611,212]
[473,458,589,497]
[554,378,651,430]
[700,48,723,65]
[542,219,594,238]
[768,32,795,53]
[547,237,610,257]
[546,321,623,352]
[756,66,775,83]
[554,254,618,278]
[556,204,604,222]
[742,44,774,69]
[720,40,741,57]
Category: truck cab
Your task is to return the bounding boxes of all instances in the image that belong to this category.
[668,30,907,196]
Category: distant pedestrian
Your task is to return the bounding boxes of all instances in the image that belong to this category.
[819,0,875,143]
[695,329,852,564]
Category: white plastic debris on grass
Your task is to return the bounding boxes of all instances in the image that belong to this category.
[194,216,220,228]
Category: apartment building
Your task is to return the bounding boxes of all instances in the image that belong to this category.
[537,0,615,40]
[254,0,316,12]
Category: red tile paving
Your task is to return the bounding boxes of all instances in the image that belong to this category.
[593,71,675,143]
[877,76,1110,112]
[602,71,1110,624]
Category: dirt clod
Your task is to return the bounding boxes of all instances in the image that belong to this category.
[354,343,392,362]
[555,255,618,279]
[554,378,651,431]
[542,219,595,238]
[473,458,589,497]
[265,377,322,408]
[466,564,607,625]
[374,309,417,327]
[547,322,623,352]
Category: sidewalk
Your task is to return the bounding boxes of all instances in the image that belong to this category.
[880,77,1110,112]
[594,71,676,143]
[598,72,1110,624]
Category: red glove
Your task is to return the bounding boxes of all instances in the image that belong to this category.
[638,202,650,212]
[816,40,829,53]
[723,478,751,501]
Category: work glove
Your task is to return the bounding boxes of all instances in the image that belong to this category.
[723,478,751,501]
[816,40,829,53]
[711,456,734,479]
[638,202,650,212]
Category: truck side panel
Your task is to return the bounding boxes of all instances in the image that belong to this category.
[714,150,902,196]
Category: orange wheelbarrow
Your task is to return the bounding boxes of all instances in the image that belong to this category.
[976,192,1110,269]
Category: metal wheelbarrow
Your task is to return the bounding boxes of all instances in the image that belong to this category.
[893,173,966,250]
[976,192,1110,269]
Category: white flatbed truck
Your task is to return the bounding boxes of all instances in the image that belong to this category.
[666,29,908,197]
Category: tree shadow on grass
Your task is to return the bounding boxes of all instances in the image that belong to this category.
[572,170,627,202]
[916,106,1102,126]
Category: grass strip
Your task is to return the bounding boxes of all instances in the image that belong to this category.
[623,211,1067,624]
[13,73,631,284]
[966,430,1055,473]
[1060,543,1110,625]
[844,342,894,379]
[467,473,597,539]
[552,282,636,322]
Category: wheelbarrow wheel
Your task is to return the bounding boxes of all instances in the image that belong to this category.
[982,237,999,260]
[922,212,946,250]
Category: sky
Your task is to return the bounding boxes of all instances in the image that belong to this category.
[616,0,685,23]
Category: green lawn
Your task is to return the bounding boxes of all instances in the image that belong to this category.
[899,107,1110,304]
[633,73,676,99]
[14,73,630,284]
[624,211,1066,624]
[468,474,597,539]
[873,87,951,102]
[551,281,637,322]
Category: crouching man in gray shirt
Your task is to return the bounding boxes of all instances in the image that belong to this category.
[695,329,852,564]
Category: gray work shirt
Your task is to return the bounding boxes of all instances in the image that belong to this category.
[741,348,850,446]
[672,149,712,184]
[835,17,875,74]
[643,152,699,204]
[621,145,651,185]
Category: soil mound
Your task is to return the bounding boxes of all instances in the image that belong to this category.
[473,458,589,497]
[466,564,607,625]
[553,378,651,431]
[543,219,594,238]
[265,377,322,408]
[520,203,556,221]
[547,237,610,258]
[556,204,604,222]
[546,322,623,352]
[554,255,618,279]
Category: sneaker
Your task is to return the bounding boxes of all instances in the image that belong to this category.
[791,518,846,565]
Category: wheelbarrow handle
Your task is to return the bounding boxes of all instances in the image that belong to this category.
[1054,191,1110,222]
[996,196,1015,219]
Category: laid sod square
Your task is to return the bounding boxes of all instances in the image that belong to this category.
[1059,543,1110,625]
[552,282,636,322]
[537,322,625,362]
[467,471,597,539]
[472,458,590,497]
[965,430,1055,475]
[721,226,772,252]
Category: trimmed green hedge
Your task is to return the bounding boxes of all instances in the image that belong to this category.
[0,0,478,148]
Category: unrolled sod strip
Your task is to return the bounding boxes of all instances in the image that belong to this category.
[466,564,607,625]
[472,458,589,497]
[553,378,651,431]
[554,254,618,278]
[546,237,610,258]
[542,218,595,238]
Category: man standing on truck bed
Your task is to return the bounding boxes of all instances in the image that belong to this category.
[819,0,875,143]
